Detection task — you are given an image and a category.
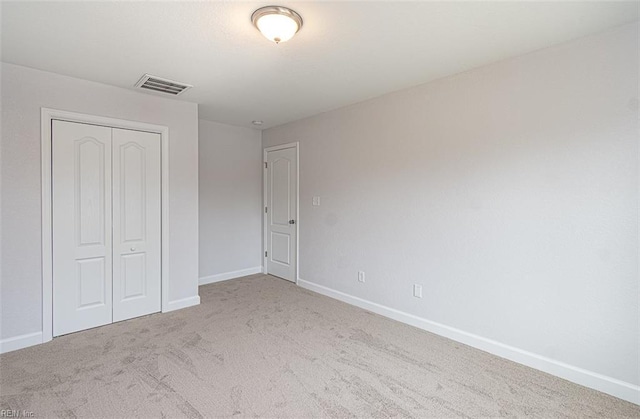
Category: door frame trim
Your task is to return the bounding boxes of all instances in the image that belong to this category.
[41,107,170,343]
[263,142,299,284]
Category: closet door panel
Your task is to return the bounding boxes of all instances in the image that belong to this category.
[53,120,113,336]
[112,128,161,322]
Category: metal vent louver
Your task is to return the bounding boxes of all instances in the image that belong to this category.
[134,74,192,96]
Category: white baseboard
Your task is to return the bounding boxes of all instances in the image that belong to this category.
[2,296,202,354]
[199,266,263,286]
[164,295,201,313]
[0,331,43,354]
[297,278,639,405]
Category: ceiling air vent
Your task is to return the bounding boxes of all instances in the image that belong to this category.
[134,74,192,96]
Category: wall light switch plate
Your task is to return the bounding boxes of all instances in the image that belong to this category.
[312,196,321,206]
[413,284,423,298]
[358,271,365,283]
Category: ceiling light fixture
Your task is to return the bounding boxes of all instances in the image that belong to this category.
[251,6,303,44]
[252,120,264,126]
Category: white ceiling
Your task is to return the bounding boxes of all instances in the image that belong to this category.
[2,1,638,129]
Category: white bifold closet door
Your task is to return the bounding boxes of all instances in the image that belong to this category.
[52,120,161,337]
[53,121,113,335]
[111,128,161,322]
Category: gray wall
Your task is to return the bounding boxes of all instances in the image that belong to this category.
[198,119,262,280]
[0,62,200,340]
[263,23,639,387]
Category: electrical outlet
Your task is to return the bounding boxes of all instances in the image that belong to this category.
[413,284,423,298]
[358,271,365,283]
[312,196,321,206]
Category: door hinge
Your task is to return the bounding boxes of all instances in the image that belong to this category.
[264,162,267,169]
[265,251,268,257]
[265,206,268,213]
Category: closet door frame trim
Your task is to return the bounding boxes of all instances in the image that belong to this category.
[41,108,170,343]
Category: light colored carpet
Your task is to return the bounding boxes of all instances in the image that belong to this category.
[1,274,638,418]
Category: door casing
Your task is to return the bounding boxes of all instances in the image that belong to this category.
[41,108,170,344]
[263,142,299,283]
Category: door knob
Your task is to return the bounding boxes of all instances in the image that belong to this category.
[289,220,295,225]
[130,247,136,251]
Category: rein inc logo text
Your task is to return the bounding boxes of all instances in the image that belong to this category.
[0,411,34,418]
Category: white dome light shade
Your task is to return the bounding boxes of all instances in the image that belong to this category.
[252,6,303,44]
[256,14,298,43]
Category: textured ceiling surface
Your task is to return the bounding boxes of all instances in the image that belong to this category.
[2,1,638,128]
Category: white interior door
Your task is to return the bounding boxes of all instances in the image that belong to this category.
[53,120,113,336]
[53,121,162,336]
[266,146,297,282]
[112,128,161,322]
